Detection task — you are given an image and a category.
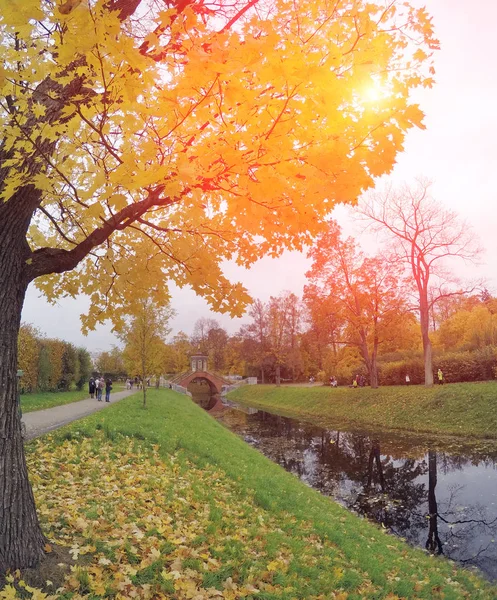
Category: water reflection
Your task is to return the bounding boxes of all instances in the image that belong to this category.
[217,402,497,580]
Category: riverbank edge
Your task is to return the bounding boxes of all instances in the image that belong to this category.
[227,382,497,441]
[16,389,497,598]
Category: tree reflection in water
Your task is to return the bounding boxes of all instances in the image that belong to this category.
[426,451,443,555]
[216,404,497,579]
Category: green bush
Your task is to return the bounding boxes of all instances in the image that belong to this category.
[436,347,497,383]
[379,347,497,385]
[379,357,425,386]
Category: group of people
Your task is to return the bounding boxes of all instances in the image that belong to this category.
[352,374,366,388]
[125,377,142,390]
[89,376,112,402]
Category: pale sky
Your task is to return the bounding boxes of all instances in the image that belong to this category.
[21,0,497,351]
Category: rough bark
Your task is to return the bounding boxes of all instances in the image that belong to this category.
[0,195,46,572]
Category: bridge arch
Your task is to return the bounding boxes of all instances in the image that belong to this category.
[175,370,228,395]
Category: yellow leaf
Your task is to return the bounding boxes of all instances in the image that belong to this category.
[109,194,128,211]
[86,202,105,219]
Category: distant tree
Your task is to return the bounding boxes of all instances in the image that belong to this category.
[40,339,65,391]
[163,332,192,374]
[191,318,220,355]
[245,299,270,383]
[76,348,92,391]
[236,326,266,379]
[95,346,126,379]
[480,289,497,315]
[435,306,497,352]
[266,296,289,386]
[282,293,304,381]
[18,324,41,393]
[37,345,52,393]
[265,292,303,385]
[223,334,246,376]
[306,222,408,388]
[120,300,174,406]
[359,180,482,385]
[60,342,79,391]
[429,292,482,332]
[207,327,229,372]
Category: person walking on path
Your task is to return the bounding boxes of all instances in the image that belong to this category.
[89,377,96,399]
[105,378,113,402]
[405,374,410,386]
[96,377,105,401]
[437,368,444,385]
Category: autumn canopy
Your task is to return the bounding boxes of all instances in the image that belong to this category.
[0,0,437,570]
[1,0,438,323]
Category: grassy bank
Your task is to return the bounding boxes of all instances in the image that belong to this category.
[228,382,497,439]
[21,389,91,412]
[5,389,495,598]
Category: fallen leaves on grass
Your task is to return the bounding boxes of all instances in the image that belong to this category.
[15,433,356,599]
[2,431,492,599]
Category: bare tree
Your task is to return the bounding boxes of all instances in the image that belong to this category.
[191,318,220,355]
[358,180,482,385]
[246,299,269,383]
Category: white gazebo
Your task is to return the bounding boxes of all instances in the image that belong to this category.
[190,354,208,372]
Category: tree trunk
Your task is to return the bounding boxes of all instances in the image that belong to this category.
[369,357,378,389]
[0,219,46,571]
[370,338,379,389]
[420,302,434,386]
[275,364,281,387]
[260,366,265,384]
[142,368,147,407]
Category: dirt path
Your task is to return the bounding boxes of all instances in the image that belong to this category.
[23,389,138,440]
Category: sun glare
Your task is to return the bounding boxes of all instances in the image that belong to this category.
[362,81,390,104]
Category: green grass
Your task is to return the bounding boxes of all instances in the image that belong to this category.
[20,385,126,413]
[21,389,497,598]
[20,389,91,412]
[228,381,497,439]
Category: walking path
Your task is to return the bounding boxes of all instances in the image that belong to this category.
[23,389,137,440]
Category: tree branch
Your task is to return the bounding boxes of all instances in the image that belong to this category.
[25,185,179,280]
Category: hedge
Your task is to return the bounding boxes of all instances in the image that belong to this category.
[378,347,497,385]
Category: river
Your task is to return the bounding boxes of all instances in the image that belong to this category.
[212,398,497,580]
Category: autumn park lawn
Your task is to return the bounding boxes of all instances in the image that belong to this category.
[4,390,495,599]
[20,385,127,413]
[21,389,92,413]
[228,382,497,440]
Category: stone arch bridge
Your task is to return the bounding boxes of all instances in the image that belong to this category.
[170,369,231,395]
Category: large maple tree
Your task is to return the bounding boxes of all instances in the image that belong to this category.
[0,0,437,570]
